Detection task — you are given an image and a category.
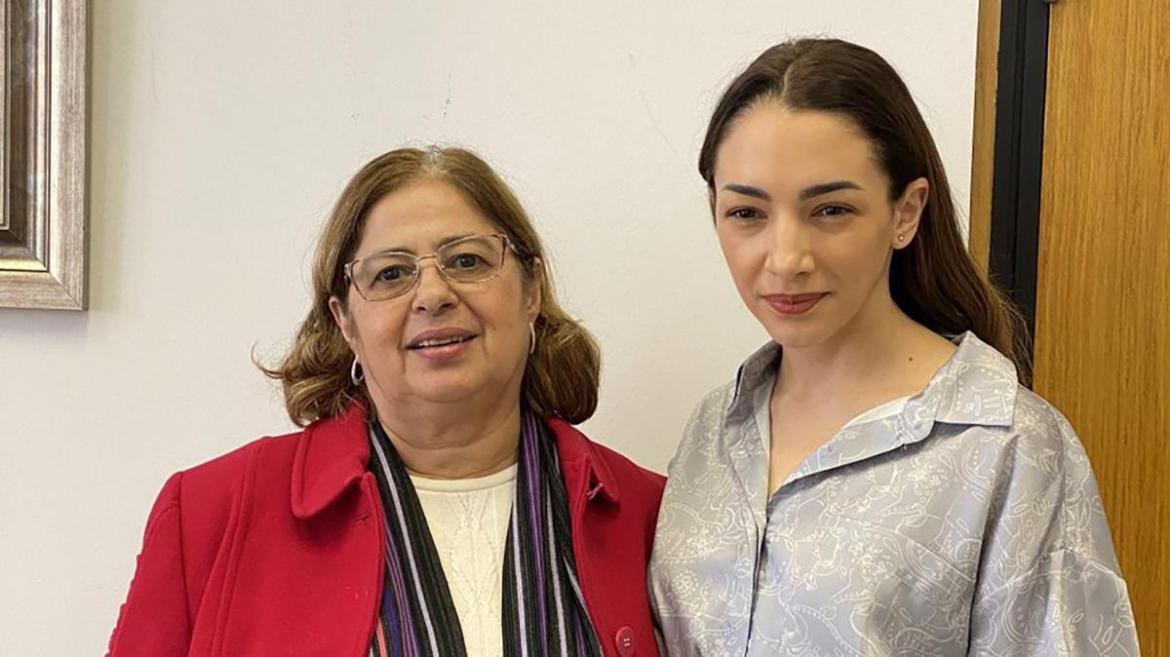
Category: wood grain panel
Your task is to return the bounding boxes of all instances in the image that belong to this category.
[1035,0,1170,651]
[967,0,999,273]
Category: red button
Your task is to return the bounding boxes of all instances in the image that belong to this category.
[614,626,635,656]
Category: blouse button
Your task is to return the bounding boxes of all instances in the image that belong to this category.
[614,625,636,656]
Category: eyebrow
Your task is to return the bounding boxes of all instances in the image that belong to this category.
[798,180,863,200]
[722,183,771,202]
[721,180,864,203]
[369,233,476,257]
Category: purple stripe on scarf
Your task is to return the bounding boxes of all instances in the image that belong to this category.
[378,565,400,657]
[381,487,419,657]
[523,414,550,649]
[383,532,417,657]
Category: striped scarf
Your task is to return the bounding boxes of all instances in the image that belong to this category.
[367,412,602,657]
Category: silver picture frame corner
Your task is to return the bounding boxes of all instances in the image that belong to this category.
[0,0,89,311]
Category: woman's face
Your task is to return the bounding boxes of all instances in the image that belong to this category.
[711,103,926,349]
[330,179,539,413]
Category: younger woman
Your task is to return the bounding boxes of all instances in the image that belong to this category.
[650,39,1138,656]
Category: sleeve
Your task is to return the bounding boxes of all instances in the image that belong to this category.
[647,570,669,656]
[967,408,1140,655]
[969,552,1138,655]
[106,472,192,657]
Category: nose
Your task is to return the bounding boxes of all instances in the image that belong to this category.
[763,215,815,278]
[410,257,457,315]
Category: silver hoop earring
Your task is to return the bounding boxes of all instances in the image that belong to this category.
[529,322,537,356]
[350,357,364,385]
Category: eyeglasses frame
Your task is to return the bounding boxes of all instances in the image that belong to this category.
[341,233,521,302]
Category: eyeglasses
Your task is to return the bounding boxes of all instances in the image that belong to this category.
[343,233,517,301]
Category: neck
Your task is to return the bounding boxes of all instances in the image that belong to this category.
[372,395,523,480]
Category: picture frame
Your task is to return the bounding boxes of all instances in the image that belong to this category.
[0,0,88,310]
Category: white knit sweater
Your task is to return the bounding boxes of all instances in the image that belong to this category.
[410,465,518,657]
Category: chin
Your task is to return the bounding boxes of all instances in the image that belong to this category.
[753,309,835,350]
[766,327,826,350]
[409,374,486,403]
[398,349,525,405]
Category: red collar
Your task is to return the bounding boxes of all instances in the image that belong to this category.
[290,403,619,518]
[546,415,622,504]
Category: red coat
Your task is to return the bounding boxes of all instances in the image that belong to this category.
[107,404,665,657]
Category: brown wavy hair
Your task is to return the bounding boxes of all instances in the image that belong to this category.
[261,146,601,426]
[699,38,1030,383]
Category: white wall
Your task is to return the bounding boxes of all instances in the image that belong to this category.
[0,1,978,653]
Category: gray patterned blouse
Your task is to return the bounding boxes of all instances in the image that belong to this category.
[650,333,1139,656]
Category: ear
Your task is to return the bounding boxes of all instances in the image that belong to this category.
[328,295,358,346]
[892,177,929,249]
[524,259,544,323]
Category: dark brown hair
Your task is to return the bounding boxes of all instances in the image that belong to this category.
[262,146,601,425]
[699,38,1030,382]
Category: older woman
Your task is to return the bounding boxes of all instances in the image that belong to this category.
[108,147,664,657]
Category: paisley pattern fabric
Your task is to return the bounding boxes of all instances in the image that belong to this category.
[650,333,1139,656]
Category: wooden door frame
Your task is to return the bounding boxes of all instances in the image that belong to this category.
[967,0,999,275]
[970,0,1052,359]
